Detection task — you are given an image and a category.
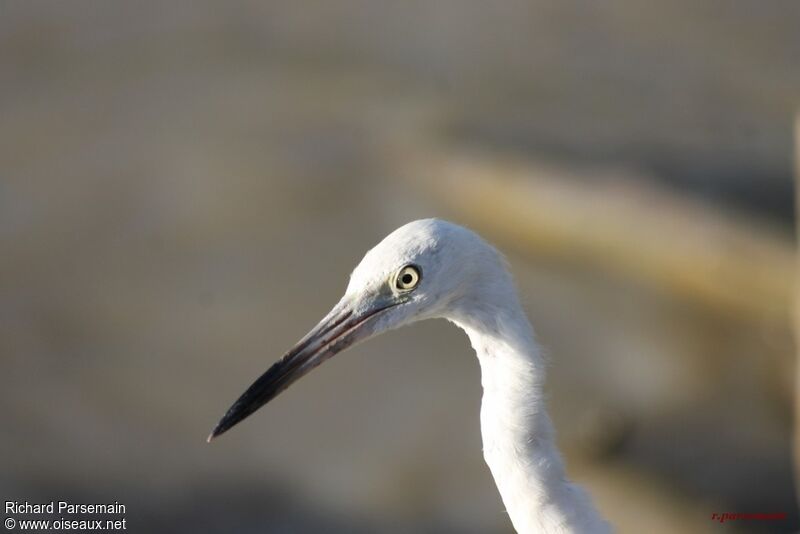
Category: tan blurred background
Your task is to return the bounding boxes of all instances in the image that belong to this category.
[1,2,799,533]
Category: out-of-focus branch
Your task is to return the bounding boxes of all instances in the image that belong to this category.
[407,149,794,324]
[794,112,800,512]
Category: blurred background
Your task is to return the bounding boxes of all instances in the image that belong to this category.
[1,2,799,532]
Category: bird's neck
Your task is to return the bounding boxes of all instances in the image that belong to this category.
[449,297,609,534]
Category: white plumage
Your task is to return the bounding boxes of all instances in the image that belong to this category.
[210,218,611,534]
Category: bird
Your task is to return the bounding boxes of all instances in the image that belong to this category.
[208,218,611,533]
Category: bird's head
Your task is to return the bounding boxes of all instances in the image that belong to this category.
[208,218,510,441]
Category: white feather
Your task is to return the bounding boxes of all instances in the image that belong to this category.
[348,219,611,534]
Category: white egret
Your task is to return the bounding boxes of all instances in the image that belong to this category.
[209,218,611,533]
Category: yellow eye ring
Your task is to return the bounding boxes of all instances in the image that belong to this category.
[395,265,421,291]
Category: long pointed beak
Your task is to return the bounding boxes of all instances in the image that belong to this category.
[208,295,398,442]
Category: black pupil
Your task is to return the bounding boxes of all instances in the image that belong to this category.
[401,273,414,285]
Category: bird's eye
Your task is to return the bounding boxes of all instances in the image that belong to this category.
[395,264,421,291]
